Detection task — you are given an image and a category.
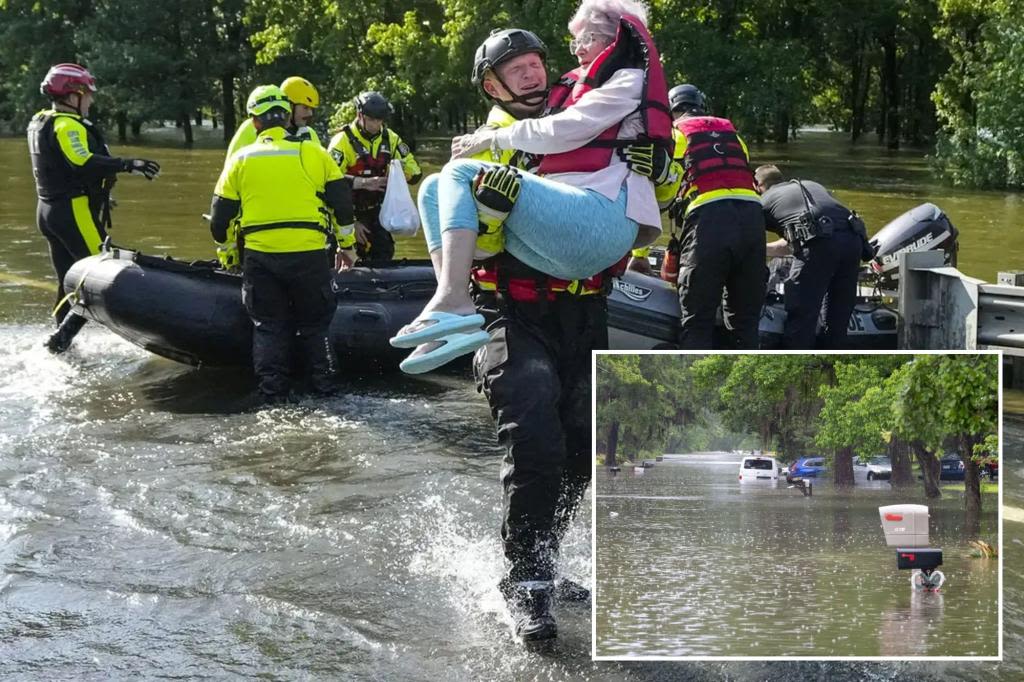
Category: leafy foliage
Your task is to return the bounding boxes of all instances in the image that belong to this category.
[931,0,1024,188]
[0,0,981,158]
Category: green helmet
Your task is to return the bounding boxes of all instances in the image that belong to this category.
[246,85,292,117]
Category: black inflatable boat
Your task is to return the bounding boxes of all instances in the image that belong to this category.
[64,202,958,366]
[64,248,435,367]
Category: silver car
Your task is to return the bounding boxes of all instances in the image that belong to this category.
[865,456,892,481]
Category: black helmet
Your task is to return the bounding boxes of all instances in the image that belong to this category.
[355,91,392,120]
[669,84,707,115]
[472,28,547,86]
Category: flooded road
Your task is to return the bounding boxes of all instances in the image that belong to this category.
[595,452,998,658]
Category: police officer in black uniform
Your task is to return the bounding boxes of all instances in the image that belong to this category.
[755,164,873,349]
[27,63,160,353]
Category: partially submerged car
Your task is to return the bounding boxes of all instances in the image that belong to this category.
[789,457,827,478]
[739,455,780,482]
[864,456,892,481]
[939,454,965,481]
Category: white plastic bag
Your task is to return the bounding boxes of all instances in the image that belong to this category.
[379,159,420,237]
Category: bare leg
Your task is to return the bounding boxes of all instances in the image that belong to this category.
[400,229,479,359]
[429,248,443,276]
[426,228,477,315]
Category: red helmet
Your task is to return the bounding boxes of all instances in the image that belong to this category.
[41,63,97,98]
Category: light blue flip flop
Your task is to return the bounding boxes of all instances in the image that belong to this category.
[390,311,485,348]
[399,329,491,375]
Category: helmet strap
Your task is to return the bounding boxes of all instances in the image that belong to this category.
[486,70,548,109]
[254,109,288,131]
[55,92,83,116]
[355,114,382,140]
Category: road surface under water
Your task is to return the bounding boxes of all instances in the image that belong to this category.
[596,452,999,658]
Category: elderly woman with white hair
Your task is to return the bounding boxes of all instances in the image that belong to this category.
[391,0,672,375]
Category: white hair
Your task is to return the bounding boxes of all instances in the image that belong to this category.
[568,0,649,37]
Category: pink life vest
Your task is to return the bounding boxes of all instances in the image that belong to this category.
[537,14,673,175]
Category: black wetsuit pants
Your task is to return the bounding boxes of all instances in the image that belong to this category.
[354,207,395,262]
[37,196,106,323]
[677,199,766,349]
[473,292,606,583]
[783,229,863,349]
[241,249,337,399]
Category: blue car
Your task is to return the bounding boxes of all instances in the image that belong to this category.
[940,454,965,481]
[789,456,827,478]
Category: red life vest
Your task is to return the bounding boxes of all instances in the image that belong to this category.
[537,14,673,175]
[341,123,394,212]
[342,123,392,177]
[472,254,628,302]
[677,116,755,198]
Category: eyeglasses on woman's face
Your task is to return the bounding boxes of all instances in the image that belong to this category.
[569,31,610,53]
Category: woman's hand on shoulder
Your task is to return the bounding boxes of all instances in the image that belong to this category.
[451,129,496,159]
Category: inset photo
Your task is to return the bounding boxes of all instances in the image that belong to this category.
[594,353,1001,659]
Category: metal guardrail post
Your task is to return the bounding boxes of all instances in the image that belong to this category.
[898,251,982,350]
[988,272,1024,387]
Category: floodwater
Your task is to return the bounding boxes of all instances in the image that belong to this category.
[1,128,1023,678]
[2,128,1024,286]
[595,452,999,658]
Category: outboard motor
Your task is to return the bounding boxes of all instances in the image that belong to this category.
[865,203,959,291]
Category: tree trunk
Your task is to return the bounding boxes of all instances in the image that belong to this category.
[772,108,789,143]
[221,73,236,143]
[858,65,873,141]
[181,113,194,147]
[849,40,864,142]
[881,30,900,150]
[834,446,855,487]
[130,120,142,137]
[876,60,887,142]
[889,435,914,488]
[116,111,127,143]
[911,440,941,498]
[960,434,982,536]
[194,110,203,128]
[607,421,619,468]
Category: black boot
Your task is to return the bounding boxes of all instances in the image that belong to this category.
[499,577,557,643]
[44,313,87,354]
[298,329,338,396]
[554,578,590,604]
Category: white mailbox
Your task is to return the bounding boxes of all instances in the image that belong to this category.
[879,504,930,547]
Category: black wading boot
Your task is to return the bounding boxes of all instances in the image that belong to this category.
[44,313,87,354]
[499,577,557,643]
[554,578,590,604]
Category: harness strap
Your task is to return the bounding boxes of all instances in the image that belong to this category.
[240,221,331,236]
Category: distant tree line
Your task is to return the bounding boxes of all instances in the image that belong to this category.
[0,0,1018,187]
[596,354,998,533]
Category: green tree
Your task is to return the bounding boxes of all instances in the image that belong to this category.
[0,0,92,132]
[896,354,998,532]
[932,0,1024,188]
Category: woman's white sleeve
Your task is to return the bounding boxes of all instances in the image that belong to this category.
[493,69,643,155]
